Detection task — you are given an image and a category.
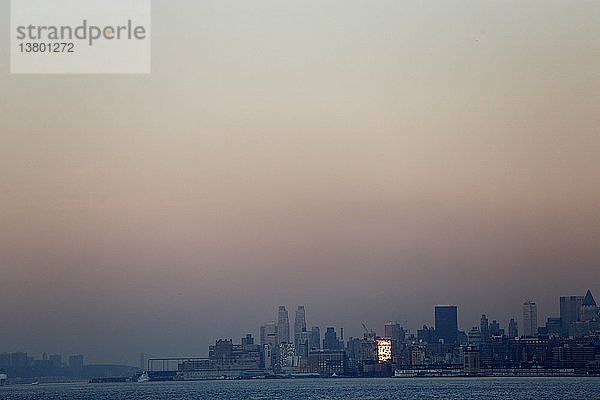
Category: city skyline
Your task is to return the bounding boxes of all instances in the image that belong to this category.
[3,288,598,367]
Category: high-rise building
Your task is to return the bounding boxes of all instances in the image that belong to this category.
[417,325,435,343]
[434,305,458,345]
[241,334,254,346]
[560,295,584,336]
[277,306,290,344]
[480,315,490,342]
[467,327,482,345]
[508,318,519,338]
[310,326,321,350]
[294,306,307,341]
[260,322,278,348]
[260,322,279,370]
[323,327,342,350]
[581,290,598,322]
[489,320,503,337]
[384,322,405,342]
[384,322,405,357]
[296,330,313,357]
[522,301,538,337]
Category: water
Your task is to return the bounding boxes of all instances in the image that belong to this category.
[1,377,600,400]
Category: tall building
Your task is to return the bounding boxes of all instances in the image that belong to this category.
[384,322,405,357]
[323,327,342,350]
[560,295,584,336]
[260,322,278,348]
[581,290,598,322]
[296,330,313,357]
[241,334,255,346]
[480,315,490,342]
[467,327,482,345]
[384,322,405,342]
[522,301,538,337]
[294,306,307,339]
[417,325,435,343]
[489,320,503,337]
[434,305,458,345]
[260,322,279,370]
[310,326,321,350]
[508,318,519,338]
[277,306,290,344]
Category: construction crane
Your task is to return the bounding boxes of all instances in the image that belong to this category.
[361,322,376,341]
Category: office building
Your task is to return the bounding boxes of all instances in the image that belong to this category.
[241,334,255,346]
[260,322,278,348]
[434,305,458,345]
[522,301,538,337]
[308,350,346,377]
[310,326,321,350]
[480,315,490,342]
[323,327,342,350]
[294,306,307,338]
[581,290,598,322]
[508,318,519,338]
[277,306,290,344]
[560,295,584,336]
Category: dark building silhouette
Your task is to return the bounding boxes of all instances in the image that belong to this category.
[417,325,435,343]
[241,334,254,346]
[508,318,519,338]
[560,295,584,336]
[310,326,321,350]
[323,327,342,350]
[435,305,458,345]
[277,306,290,344]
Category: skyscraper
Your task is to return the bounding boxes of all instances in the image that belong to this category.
[560,295,584,337]
[480,314,490,342]
[260,322,279,371]
[434,305,458,345]
[522,301,538,337]
[260,322,278,348]
[489,320,503,337]
[294,306,307,338]
[277,306,290,344]
[296,330,313,357]
[384,322,405,357]
[323,327,342,350]
[310,326,321,350]
[384,322,405,343]
[508,318,519,338]
[581,290,598,321]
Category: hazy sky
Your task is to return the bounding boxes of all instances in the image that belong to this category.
[1,0,599,365]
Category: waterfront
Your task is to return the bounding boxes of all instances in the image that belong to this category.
[1,377,600,400]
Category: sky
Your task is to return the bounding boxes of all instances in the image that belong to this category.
[0,0,599,365]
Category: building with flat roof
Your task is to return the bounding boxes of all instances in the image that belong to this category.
[522,301,538,337]
[435,305,458,345]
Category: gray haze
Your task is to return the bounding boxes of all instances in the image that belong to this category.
[1,0,599,365]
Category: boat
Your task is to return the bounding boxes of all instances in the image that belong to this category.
[137,371,150,383]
